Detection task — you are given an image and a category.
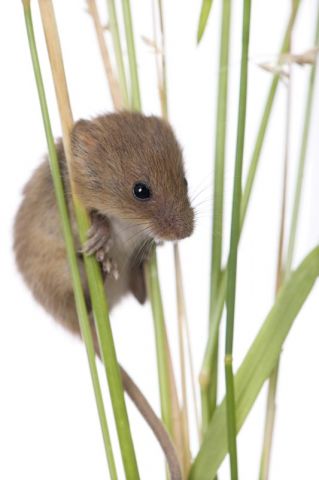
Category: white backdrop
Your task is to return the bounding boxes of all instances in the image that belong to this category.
[1,0,319,479]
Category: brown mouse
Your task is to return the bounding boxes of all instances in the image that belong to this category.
[14,112,194,480]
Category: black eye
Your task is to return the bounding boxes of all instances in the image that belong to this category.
[184,177,188,189]
[133,182,152,201]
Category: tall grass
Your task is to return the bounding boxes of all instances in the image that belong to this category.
[199,0,302,426]
[200,0,232,438]
[20,0,319,479]
[21,2,119,479]
[260,4,319,478]
[224,1,251,477]
[23,0,140,478]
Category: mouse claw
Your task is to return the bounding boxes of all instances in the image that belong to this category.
[84,235,112,256]
[112,264,119,280]
[96,248,106,263]
[102,257,119,280]
[103,257,112,274]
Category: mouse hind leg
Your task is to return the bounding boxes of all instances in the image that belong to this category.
[14,218,89,337]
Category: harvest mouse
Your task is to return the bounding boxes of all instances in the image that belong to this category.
[14,112,194,479]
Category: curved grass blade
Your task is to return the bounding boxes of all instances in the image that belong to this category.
[190,246,319,480]
[197,0,214,44]
[200,1,302,413]
[260,7,319,477]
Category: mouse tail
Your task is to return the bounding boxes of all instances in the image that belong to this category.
[119,365,182,480]
[92,327,182,480]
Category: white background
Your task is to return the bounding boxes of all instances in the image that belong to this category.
[1,0,319,479]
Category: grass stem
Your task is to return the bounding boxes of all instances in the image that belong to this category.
[202,0,232,434]
[240,0,301,228]
[86,0,122,110]
[119,4,183,474]
[259,5,319,478]
[259,29,292,480]
[37,1,139,477]
[121,0,141,110]
[200,2,301,417]
[173,243,192,472]
[285,6,319,277]
[156,0,168,119]
[22,2,118,478]
[145,250,172,434]
[224,1,251,477]
[106,0,129,107]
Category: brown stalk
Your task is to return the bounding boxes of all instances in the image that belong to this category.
[37,1,139,477]
[259,22,292,480]
[151,0,193,472]
[86,0,123,110]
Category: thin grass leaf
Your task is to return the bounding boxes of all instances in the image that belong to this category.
[37,1,139,477]
[106,0,129,106]
[260,7,319,477]
[145,251,172,434]
[201,0,232,433]
[197,0,214,44]
[224,1,251,477]
[22,2,118,478]
[156,0,168,120]
[121,0,141,110]
[122,0,183,463]
[190,246,319,480]
[86,0,122,110]
[152,0,192,469]
[259,16,293,479]
[173,243,192,474]
[285,6,319,277]
[200,1,301,404]
[240,0,301,227]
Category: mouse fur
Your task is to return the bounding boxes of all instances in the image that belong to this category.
[14,112,194,480]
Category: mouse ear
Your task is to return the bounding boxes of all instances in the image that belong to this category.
[71,119,98,156]
[71,119,104,209]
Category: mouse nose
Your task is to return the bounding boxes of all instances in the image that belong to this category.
[155,205,194,241]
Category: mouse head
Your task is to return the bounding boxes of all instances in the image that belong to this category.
[71,112,194,241]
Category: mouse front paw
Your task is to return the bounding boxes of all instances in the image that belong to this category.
[83,211,119,280]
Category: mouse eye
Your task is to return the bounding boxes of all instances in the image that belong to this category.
[133,182,152,201]
[184,177,188,189]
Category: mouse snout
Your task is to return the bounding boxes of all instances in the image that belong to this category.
[153,204,194,241]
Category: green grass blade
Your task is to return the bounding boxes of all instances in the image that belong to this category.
[285,6,319,277]
[121,0,141,110]
[240,0,301,228]
[190,246,319,480]
[145,250,172,434]
[197,0,214,44]
[202,0,232,433]
[22,2,118,478]
[37,1,139,477]
[259,8,319,477]
[224,1,251,477]
[106,0,129,107]
[209,0,231,325]
[121,0,177,445]
[200,1,302,410]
